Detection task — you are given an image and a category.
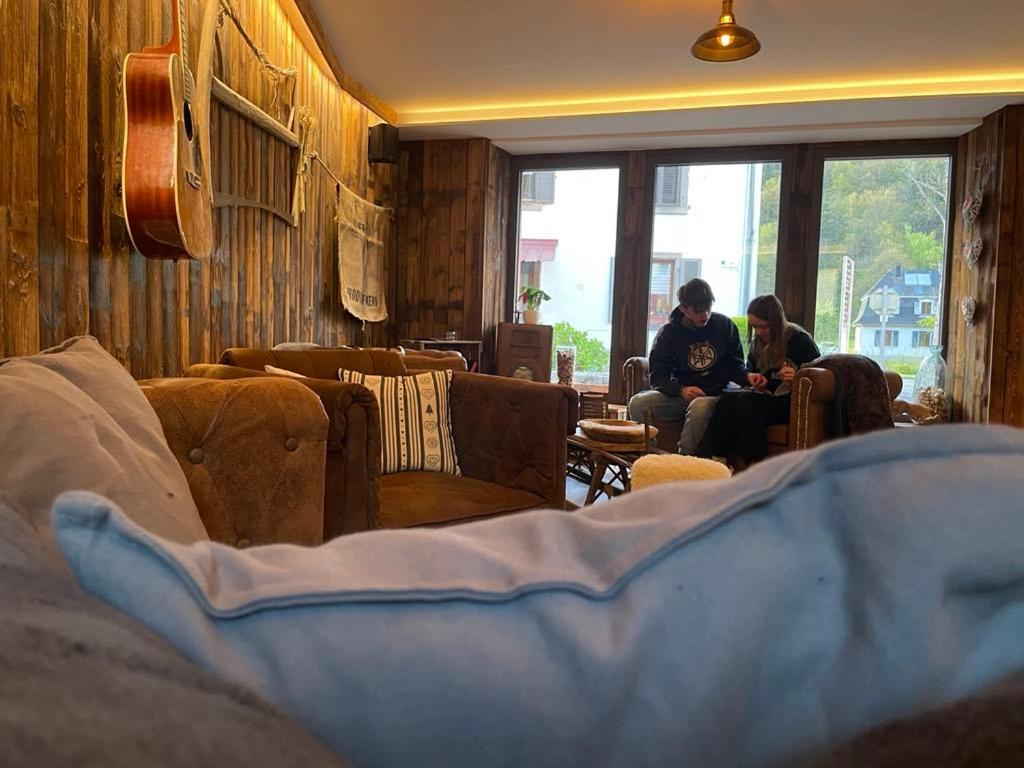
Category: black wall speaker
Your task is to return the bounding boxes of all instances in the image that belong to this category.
[368,123,399,164]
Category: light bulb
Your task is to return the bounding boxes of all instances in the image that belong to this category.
[718,33,733,46]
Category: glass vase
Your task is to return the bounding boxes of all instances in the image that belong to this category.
[913,346,950,422]
[555,346,576,387]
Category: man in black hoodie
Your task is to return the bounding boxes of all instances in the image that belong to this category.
[628,278,765,455]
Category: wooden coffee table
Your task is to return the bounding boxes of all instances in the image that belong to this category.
[566,430,666,505]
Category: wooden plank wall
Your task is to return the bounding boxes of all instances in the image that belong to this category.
[0,0,395,375]
[948,105,1024,425]
[395,138,511,371]
[480,143,512,373]
[0,0,41,358]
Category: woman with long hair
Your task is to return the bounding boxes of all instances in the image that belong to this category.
[709,294,821,469]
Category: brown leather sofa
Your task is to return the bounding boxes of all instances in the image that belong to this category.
[188,347,579,537]
[622,356,903,456]
[139,376,330,546]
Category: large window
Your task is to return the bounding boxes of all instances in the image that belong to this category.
[515,167,621,387]
[506,142,955,402]
[647,162,781,351]
[814,156,952,397]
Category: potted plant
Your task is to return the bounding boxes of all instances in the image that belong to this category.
[518,287,551,324]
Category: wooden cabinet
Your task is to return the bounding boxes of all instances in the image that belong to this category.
[494,323,552,382]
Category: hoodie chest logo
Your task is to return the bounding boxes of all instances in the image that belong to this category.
[688,341,716,372]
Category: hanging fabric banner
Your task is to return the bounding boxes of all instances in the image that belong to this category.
[337,184,390,323]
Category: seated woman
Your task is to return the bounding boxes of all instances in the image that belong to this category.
[709,294,820,469]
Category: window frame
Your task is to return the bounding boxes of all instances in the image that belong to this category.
[913,329,934,348]
[874,329,900,348]
[504,140,957,399]
[648,254,680,327]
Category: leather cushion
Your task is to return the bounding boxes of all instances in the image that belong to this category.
[378,472,543,528]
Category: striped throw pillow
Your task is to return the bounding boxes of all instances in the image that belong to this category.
[339,369,460,476]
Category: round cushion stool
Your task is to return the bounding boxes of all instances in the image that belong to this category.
[631,454,731,491]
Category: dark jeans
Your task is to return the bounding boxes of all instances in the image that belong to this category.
[709,391,791,465]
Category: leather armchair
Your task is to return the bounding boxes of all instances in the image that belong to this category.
[140,377,329,547]
[189,348,578,535]
[622,356,903,456]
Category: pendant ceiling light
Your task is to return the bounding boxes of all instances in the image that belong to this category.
[691,0,761,63]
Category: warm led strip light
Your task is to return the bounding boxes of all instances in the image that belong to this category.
[397,72,1024,125]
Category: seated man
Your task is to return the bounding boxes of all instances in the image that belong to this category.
[628,278,764,455]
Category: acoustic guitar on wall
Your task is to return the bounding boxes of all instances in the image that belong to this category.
[122,0,213,260]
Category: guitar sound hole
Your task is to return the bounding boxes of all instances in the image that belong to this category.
[182,101,195,143]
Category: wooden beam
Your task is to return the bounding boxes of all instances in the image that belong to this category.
[287,0,398,125]
[214,191,296,227]
[212,76,300,147]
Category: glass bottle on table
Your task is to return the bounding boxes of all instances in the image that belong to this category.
[913,346,950,422]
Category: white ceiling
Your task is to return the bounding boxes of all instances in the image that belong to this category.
[309,0,1024,153]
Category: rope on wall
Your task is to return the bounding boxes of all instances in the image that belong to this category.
[217,0,298,115]
[218,0,298,82]
[291,107,394,221]
[292,107,318,220]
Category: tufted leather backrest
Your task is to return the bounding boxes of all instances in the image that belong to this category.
[140,377,329,547]
[402,353,468,373]
[449,372,577,507]
[220,348,408,379]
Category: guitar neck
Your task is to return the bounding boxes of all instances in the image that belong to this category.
[170,0,192,101]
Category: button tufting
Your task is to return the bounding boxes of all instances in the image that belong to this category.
[285,437,299,451]
[236,538,252,549]
[188,448,204,464]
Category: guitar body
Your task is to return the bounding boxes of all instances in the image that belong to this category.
[122,4,212,260]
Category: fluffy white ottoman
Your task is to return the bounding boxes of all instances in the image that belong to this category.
[631,454,731,490]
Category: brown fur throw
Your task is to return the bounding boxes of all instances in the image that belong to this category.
[813,354,895,437]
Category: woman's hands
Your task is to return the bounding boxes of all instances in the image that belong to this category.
[747,373,768,390]
[779,365,796,383]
